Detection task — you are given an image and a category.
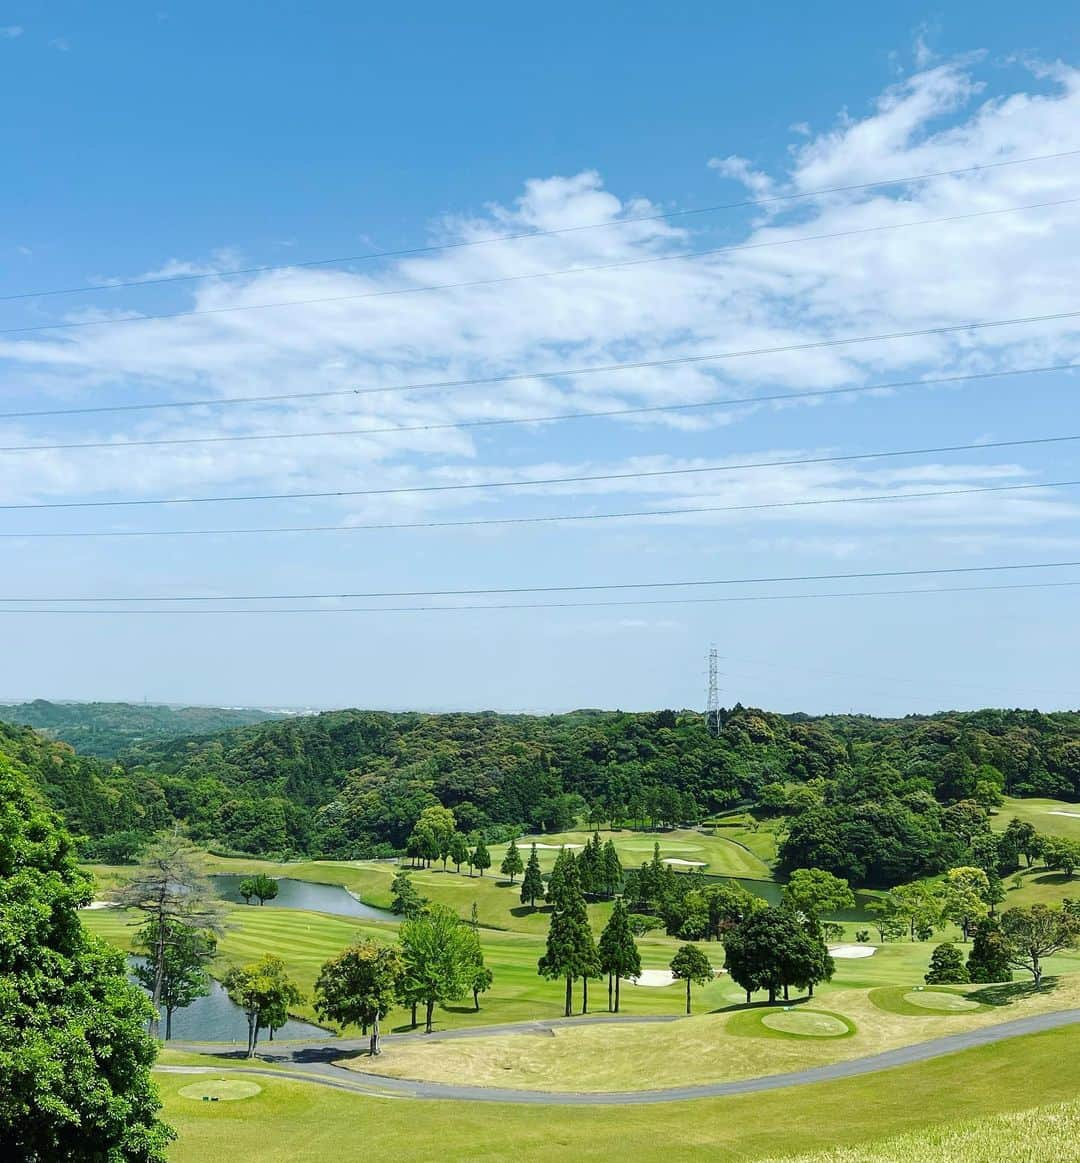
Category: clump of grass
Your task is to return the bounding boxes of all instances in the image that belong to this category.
[759,1100,1080,1162]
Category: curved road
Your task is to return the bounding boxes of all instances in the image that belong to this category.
[161,1007,1080,1105]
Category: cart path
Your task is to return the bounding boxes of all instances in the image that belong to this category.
[159,1006,1080,1105]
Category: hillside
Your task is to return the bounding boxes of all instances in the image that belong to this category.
[0,698,284,758]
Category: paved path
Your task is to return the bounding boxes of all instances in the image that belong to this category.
[160,1007,1080,1106]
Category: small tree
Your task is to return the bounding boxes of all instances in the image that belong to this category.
[966,919,1014,984]
[940,867,991,942]
[471,838,492,878]
[238,878,256,905]
[248,873,279,906]
[1000,904,1080,988]
[314,940,403,1056]
[133,920,216,1040]
[520,844,544,909]
[782,868,855,926]
[390,868,426,918]
[500,839,524,884]
[223,955,303,1057]
[670,944,713,1014]
[925,942,969,985]
[399,904,475,1032]
[448,832,469,873]
[598,899,640,1013]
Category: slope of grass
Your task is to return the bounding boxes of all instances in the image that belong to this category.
[156,1026,1080,1162]
[345,976,1080,1092]
[757,1100,1080,1163]
[992,796,1080,842]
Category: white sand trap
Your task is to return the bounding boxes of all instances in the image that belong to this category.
[627,968,725,987]
[525,842,583,850]
[829,944,876,959]
[662,858,706,867]
[81,901,115,910]
[1049,810,1080,818]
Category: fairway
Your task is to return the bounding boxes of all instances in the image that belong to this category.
[153,1026,1080,1162]
[177,1080,262,1101]
[992,797,1080,842]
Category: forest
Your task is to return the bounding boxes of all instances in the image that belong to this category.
[6,702,1080,887]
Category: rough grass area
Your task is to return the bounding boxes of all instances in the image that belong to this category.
[343,976,1080,1092]
[758,1099,1080,1162]
[177,1079,262,1101]
[156,1028,1080,1162]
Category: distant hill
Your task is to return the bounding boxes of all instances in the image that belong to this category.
[0,699,284,758]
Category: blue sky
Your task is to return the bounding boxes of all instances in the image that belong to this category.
[1,3,1079,714]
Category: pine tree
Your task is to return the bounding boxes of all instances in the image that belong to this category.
[471,838,492,878]
[598,899,641,1012]
[520,844,544,909]
[925,942,970,985]
[448,832,469,873]
[500,839,524,884]
[966,919,1014,984]
[601,839,623,898]
[537,852,598,1017]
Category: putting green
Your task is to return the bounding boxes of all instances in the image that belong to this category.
[761,1010,851,1037]
[902,990,981,1012]
[178,1079,263,1101]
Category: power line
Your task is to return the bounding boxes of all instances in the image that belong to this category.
[0,578,1077,614]
[4,196,1076,338]
[5,147,1078,304]
[4,478,1076,540]
[2,362,1075,454]
[3,309,1077,423]
[2,431,1076,511]
[0,559,1076,603]
[3,357,1075,426]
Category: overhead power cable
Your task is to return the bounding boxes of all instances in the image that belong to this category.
[3,196,1077,337]
[3,478,1076,540]
[1,432,1075,511]
[1,307,1078,428]
[2,578,1078,614]
[1,362,1075,453]
[4,146,1078,304]
[0,559,1076,604]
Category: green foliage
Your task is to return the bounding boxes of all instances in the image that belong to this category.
[782,868,856,923]
[238,872,279,905]
[1000,903,1080,986]
[597,900,640,1012]
[222,955,304,1056]
[966,919,1014,984]
[925,942,970,984]
[399,904,477,1032]
[669,943,713,1013]
[538,851,599,1016]
[471,837,492,876]
[314,940,403,1054]
[519,844,544,908]
[390,868,427,918]
[722,906,834,1002]
[0,759,174,1160]
[500,838,524,883]
[133,919,216,1039]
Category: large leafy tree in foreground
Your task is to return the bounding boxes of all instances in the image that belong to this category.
[315,940,403,1056]
[399,903,475,1033]
[0,759,173,1160]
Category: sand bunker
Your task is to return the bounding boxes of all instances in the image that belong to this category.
[525,842,583,850]
[628,968,723,987]
[829,944,876,959]
[662,858,706,867]
[81,901,115,910]
[1049,810,1080,818]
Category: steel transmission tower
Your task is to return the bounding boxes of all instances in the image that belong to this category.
[706,645,721,736]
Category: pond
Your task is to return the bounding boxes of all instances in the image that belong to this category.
[128,958,328,1043]
[712,876,876,922]
[210,874,396,922]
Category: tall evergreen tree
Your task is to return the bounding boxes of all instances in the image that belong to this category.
[601,838,623,898]
[966,918,1014,984]
[133,919,216,1039]
[598,899,641,1012]
[520,844,544,909]
[500,838,524,884]
[471,837,492,878]
[448,832,469,873]
[538,852,598,1017]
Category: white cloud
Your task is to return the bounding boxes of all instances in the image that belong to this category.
[706,155,775,196]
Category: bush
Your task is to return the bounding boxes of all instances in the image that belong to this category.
[925,942,970,985]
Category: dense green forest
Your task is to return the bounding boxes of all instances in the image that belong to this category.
[0,698,283,757]
[7,702,1080,886]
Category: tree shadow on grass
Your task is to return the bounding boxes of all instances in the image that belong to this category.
[510,904,552,918]
[706,995,813,1015]
[969,976,1060,1007]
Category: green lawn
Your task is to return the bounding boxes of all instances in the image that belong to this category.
[991,796,1080,842]
[155,1026,1080,1161]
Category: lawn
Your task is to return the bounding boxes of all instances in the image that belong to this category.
[991,796,1080,842]
[345,975,1080,1092]
[155,1026,1080,1162]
